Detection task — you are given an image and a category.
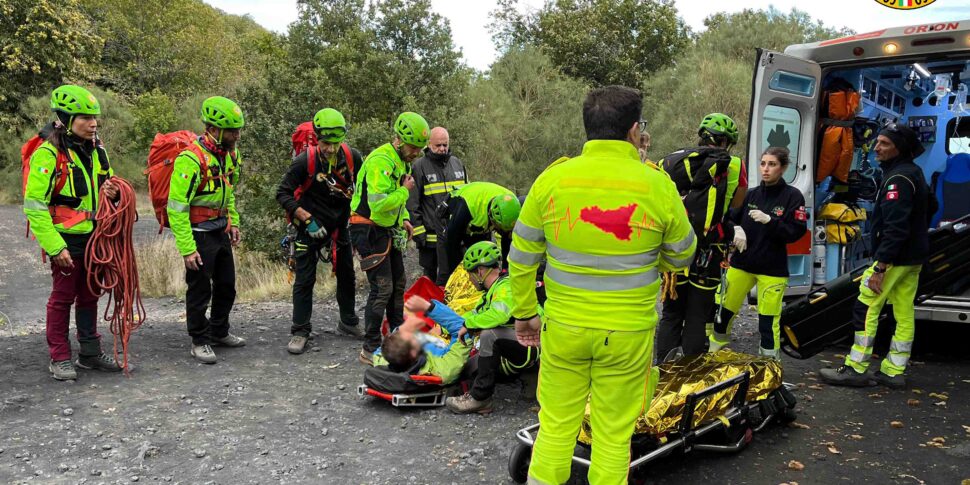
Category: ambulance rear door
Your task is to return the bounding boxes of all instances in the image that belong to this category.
[747,49,821,295]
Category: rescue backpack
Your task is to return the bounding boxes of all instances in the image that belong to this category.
[659,147,733,243]
[291,121,318,157]
[21,127,70,237]
[144,131,210,231]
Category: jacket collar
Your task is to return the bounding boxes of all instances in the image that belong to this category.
[581,139,641,161]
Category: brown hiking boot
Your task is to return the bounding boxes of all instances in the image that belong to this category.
[446,393,493,414]
[287,335,308,355]
[49,359,77,381]
[358,349,374,365]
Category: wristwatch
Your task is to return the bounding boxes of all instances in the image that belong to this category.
[872,264,887,274]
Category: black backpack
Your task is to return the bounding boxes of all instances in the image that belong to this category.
[363,355,444,393]
[659,147,733,241]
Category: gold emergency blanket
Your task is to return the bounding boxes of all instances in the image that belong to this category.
[578,350,783,444]
[444,267,483,316]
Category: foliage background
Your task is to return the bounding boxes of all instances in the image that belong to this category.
[0,0,850,254]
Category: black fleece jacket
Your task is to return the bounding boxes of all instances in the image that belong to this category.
[729,180,807,277]
[276,145,363,230]
[870,156,930,266]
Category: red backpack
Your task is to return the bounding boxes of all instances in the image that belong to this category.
[291,121,318,157]
[21,133,70,237]
[144,131,211,231]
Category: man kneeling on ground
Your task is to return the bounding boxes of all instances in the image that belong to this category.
[405,241,540,414]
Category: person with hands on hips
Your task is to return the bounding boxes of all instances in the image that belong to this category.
[820,124,932,389]
[709,147,807,360]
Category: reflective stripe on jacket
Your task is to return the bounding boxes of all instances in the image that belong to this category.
[23,140,112,256]
[510,140,697,332]
[167,140,241,256]
[351,143,410,228]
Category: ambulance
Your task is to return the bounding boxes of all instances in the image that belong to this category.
[748,19,970,323]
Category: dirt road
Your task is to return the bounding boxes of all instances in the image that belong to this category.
[1,204,968,484]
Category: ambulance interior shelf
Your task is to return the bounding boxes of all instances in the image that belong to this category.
[808,57,970,288]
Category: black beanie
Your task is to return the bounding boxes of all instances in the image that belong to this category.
[879,124,925,159]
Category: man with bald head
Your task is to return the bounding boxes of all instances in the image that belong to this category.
[407,126,469,285]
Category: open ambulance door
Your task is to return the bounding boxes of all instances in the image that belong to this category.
[747,49,821,295]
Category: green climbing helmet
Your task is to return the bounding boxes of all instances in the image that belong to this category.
[698,113,738,145]
[394,112,430,148]
[201,96,245,129]
[463,241,502,272]
[489,194,521,232]
[313,108,347,143]
[50,85,100,116]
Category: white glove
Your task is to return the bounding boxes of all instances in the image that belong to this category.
[732,226,747,253]
[749,209,771,224]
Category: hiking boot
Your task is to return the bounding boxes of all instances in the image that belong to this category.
[337,322,364,338]
[446,393,493,414]
[191,344,217,364]
[819,366,874,387]
[287,335,308,355]
[76,353,123,372]
[49,359,77,381]
[212,333,246,347]
[358,349,374,365]
[873,370,907,389]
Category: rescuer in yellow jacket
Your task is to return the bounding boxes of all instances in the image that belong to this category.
[510,86,696,485]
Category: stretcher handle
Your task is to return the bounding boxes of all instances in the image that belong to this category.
[365,388,394,401]
[410,375,443,385]
[809,292,828,304]
[679,372,751,438]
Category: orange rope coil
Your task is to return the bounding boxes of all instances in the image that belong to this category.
[85,177,145,374]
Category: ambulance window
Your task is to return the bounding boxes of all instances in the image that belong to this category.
[862,78,878,102]
[892,95,905,115]
[761,105,801,183]
[769,71,816,97]
[947,118,970,155]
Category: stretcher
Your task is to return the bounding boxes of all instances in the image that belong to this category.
[781,214,970,359]
[507,351,797,483]
[357,369,451,407]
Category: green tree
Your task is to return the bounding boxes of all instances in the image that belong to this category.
[642,8,851,160]
[461,46,587,193]
[490,0,690,87]
[0,0,102,120]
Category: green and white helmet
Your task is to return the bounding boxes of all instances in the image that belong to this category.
[313,108,347,143]
[698,113,738,145]
[201,96,245,129]
[50,85,100,116]
[463,241,502,272]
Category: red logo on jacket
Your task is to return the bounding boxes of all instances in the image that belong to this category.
[794,206,807,221]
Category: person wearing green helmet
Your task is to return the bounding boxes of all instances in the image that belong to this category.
[276,107,364,354]
[350,112,429,364]
[167,96,246,364]
[23,85,123,380]
[442,181,521,278]
[404,241,540,414]
[655,112,748,361]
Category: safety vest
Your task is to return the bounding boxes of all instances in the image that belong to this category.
[464,274,515,330]
[351,143,410,228]
[509,140,697,332]
[453,181,514,232]
[23,140,112,256]
[167,141,241,256]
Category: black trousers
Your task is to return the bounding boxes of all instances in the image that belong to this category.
[470,326,538,401]
[656,283,716,359]
[290,226,358,337]
[185,230,236,345]
[418,241,451,286]
[349,224,405,352]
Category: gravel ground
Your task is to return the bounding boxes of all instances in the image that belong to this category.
[1,204,968,484]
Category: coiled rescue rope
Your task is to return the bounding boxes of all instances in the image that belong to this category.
[85,177,145,374]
